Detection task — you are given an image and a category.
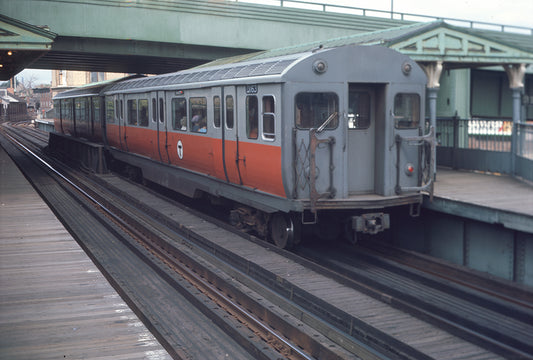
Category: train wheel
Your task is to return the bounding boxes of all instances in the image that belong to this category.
[269,212,294,249]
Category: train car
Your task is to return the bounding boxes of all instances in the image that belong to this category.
[52,44,434,248]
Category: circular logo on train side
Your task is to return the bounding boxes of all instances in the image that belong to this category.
[177,140,184,160]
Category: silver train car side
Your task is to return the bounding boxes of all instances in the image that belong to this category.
[53,44,434,248]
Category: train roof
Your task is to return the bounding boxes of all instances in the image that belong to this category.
[102,51,307,94]
[53,75,144,100]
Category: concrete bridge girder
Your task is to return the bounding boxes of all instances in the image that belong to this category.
[0,0,403,74]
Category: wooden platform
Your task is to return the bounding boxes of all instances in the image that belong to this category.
[426,168,533,233]
[0,146,171,359]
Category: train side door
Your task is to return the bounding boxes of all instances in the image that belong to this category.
[151,91,169,163]
[347,85,376,194]
[210,87,225,180]
[222,86,242,184]
[116,95,126,151]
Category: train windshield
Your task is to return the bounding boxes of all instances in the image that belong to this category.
[394,93,420,129]
[295,92,338,130]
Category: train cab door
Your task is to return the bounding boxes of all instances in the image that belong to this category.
[151,91,169,163]
[293,89,340,210]
[347,85,376,194]
[221,86,242,184]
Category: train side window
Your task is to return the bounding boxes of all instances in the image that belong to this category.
[262,96,275,140]
[159,98,164,123]
[61,99,72,122]
[106,98,115,123]
[75,97,87,123]
[53,99,60,120]
[394,93,420,129]
[66,99,73,122]
[348,90,370,129]
[127,99,137,125]
[120,100,124,119]
[139,99,149,127]
[246,96,258,139]
[295,92,338,130]
[190,97,207,133]
[151,99,157,123]
[226,95,234,129]
[92,97,100,125]
[213,96,221,128]
[171,98,187,131]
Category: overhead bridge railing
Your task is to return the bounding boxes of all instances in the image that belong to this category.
[232,0,533,34]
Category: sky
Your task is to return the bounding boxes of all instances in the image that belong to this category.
[18,0,532,85]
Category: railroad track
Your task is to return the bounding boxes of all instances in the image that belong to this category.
[295,241,533,358]
[2,122,532,359]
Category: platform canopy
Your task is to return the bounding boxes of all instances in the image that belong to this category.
[211,20,532,93]
[222,20,533,68]
[0,14,56,81]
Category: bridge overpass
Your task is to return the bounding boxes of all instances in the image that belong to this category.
[0,0,413,78]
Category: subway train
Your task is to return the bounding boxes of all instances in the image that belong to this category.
[52,44,434,248]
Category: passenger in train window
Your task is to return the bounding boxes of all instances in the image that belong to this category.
[191,114,202,132]
[171,98,187,131]
[192,115,207,133]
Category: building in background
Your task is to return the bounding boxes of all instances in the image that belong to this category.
[51,70,128,97]
[0,81,29,122]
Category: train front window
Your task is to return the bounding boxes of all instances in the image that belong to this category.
[394,93,420,129]
[295,92,338,130]
[348,90,370,129]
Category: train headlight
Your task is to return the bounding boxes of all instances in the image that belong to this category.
[402,61,412,75]
[313,60,328,74]
[405,163,415,176]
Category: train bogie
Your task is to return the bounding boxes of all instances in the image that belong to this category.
[52,44,435,248]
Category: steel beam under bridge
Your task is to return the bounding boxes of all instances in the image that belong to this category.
[0,0,409,74]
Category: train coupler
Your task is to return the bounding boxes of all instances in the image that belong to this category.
[352,213,390,235]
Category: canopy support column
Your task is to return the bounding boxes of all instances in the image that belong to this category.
[503,63,526,175]
[420,61,443,179]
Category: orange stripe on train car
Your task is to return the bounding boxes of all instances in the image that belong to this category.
[106,126,286,198]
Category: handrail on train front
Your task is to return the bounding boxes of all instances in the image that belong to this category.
[308,128,336,214]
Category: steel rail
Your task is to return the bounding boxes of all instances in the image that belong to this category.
[1,130,319,360]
